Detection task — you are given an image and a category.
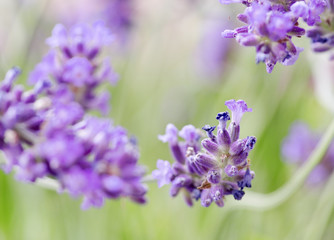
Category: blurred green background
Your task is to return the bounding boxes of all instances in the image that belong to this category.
[0,0,334,239]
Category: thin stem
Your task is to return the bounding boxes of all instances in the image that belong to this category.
[1,169,155,192]
[0,157,5,165]
[32,172,156,190]
[141,174,156,183]
[23,172,156,192]
[35,177,60,191]
[14,124,38,145]
[304,171,334,240]
[228,117,334,211]
[0,125,155,191]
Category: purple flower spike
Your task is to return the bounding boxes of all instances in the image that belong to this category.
[154,99,256,207]
[29,22,117,114]
[220,0,332,70]
[0,63,147,210]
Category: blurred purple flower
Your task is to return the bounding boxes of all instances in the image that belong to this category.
[282,121,334,185]
[104,0,134,44]
[29,22,118,115]
[0,22,147,209]
[195,19,233,79]
[49,0,135,46]
[220,0,329,72]
[305,0,334,57]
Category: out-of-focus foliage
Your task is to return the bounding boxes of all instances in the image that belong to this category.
[0,0,334,240]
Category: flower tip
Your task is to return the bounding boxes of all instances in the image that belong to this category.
[216,111,230,121]
[5,67,21,80]
[225,99,252,113]
[202,125,216,134]
[158,124,178,143]
[222,30,236,38]
[245,136,256,150]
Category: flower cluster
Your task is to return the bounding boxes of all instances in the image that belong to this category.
[29,21,118,115]
[0,22,147,210]
[49,0,134,47]
[105,0,134,44]
[306,0,334,56]
[196,18,233,79]
[282,121,334,185]
[152,100,256,207]
[221,0,327,73]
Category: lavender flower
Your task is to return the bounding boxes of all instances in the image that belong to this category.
[0,23,147,209]
[29,21,118,114]
[305,0,334,57]
[153,99,256,207]
[0,68,44,171]
[221,0,327,72]
[282,121,334,185]
[49,0,134,46]
[104,0,134,44]
[195,18,233,79]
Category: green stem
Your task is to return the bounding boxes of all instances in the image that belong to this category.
[229,117,334,211]
[2,0,49,71]
[34,172,156,191]
[35,177,60,191]
[304,171,334,240]
[0,164,155,192]
[0,156,5,165]
[0,154,61,191]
